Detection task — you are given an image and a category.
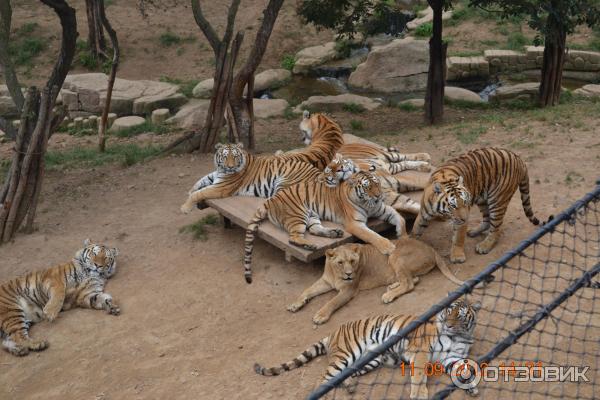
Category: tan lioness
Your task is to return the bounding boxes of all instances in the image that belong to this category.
[287,238,465,325]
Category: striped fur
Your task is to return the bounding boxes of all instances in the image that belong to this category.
[323,155,423,214]
[337,142,432,174]
[243,171,406,283]
[413,147,549,263]
[0,240,119,356]
[255,299,481,398]
[181,113,343,213]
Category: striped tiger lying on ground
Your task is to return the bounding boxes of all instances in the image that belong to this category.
[0,240,120,356]
[255,298,481,399]
[242,171,406,283]
[413,147,551,263]
[181,113,343,213]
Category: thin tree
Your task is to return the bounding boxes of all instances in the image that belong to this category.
[425,0,451,124]
[0,0,77,243]
[470,0,600,106]
[85,0,107,61]
[97,0,120,152]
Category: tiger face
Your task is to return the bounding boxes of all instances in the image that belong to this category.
[214,143,247,174]
[77,239,119,278]
[428,176,472,225]
[347,171,383,208]
[323,155,359,187]
[298,110,316,145]
[439,298,481,336]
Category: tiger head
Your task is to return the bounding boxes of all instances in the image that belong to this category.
[298,110,316,145]
[438,298,481,336]
[298,111,340,146]
[322,154,359,187]
[426,176,472,225]
[76,239,119,278]
[214,143,247,174]
[345,171,384,208]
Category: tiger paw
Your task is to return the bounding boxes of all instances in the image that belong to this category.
[312,310,331,325]
[43,307,60,322]
[381,291,398,304]
[329,229,344,238]
[287,301,305,313]
[180,202,194,214]
[28,339,49,352]
[379,241,396,255]
[450,249,466,263]
[475,240,494,254]
[303,243,318,250]
[9,346,30,357]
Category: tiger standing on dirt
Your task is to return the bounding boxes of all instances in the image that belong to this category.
[255,299,481,399]
[0,240,120,356]
[243,171,406,283]
[413,147,549,263]
[180,112,343,212]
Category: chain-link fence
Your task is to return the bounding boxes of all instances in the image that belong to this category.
[308,181,600,400]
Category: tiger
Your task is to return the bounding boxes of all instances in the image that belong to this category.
[0,239,120,356]
[243,171,406,283]
[254,298,481,399]
[337,141,432,174]
[323,155,424,214]
[413,147,549,263]
[181,112,343,213]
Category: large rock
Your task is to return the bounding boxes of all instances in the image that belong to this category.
[293,42,337,75]
[253,98,289,119]
[349,37,429,93]
[574,84,600,97]
[254,69,292,92]
[406,7,453,30]
[62,73,187,116]
[294,93,381,113]
[166,99,210,129]
[0,96,19,118]
[109,116,146,134]
[489,82,541,102]
[444,87,483,103]
[192,78,214,99]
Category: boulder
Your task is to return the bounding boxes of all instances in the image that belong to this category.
[294,93,381,113]
[444,86,483,103]
[109,116,146,134]
[349,37,429,93]
[489,82,541,102]
[406,7,452,31]
[0,95,19,118]
[253,99,289,119]
[62,73,187,116]
[192,78,214,99]
[574,84,600,97]
[398,98,425,108]
[151,108,170,124]
[166,99,211,129]
[254,69,291,92]
[293,42,337,75]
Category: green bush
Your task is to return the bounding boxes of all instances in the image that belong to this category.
[281,54,296,71]
[350,119,364,131]
[506,31,529,50]
[159,31,183,47]
[179,214,219,240]
[413,22,433,38]
[342,103,366,114]
[45,144,162,169]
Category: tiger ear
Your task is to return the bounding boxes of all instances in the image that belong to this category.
[302,109,310,119]
[235,142,244,149]
[84,238,92,246]
[433,182,442,194]
[334,153,343,161]
[457,176,464,186]
[215,143,224,150]
[368,163,376,172]
[112,247,119,257]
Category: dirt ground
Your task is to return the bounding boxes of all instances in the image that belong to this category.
[0,102,599,399]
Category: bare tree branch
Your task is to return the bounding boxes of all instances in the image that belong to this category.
[0,0,24,111]
[191,0,221,53]
[221,0,241,52]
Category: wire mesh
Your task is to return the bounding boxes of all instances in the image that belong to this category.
[308,182,600,400]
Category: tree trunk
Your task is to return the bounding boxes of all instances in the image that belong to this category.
[424,0,446,124]
[0,0,77,244]
[85,0,107,60]
[98,0,119,152]
[539,17,567,107]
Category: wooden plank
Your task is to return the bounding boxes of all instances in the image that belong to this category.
[204,134,431,263]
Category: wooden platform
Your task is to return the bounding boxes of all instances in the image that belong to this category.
[205,134,431,263]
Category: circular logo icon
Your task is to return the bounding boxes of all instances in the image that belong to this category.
[451,358,481,390]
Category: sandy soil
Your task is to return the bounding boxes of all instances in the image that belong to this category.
[0,102,599,399]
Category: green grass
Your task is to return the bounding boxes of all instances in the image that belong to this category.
[45,144,162,169]
[506,31,529,51]
[283,106,298,120]
[413,22,433,38]
[179,214,219,241]
[480,39,500,47]
[350,119,364,131]
[454,125,487,144]
[397,102,420,112]
[342,103,366,114]
[281,54,296,71]
[75,39,113,72]
[448,50,483,57]
[9,22,45,67]
[112,119,169,138]
[159,76,200,98]
[159,31,195,47]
